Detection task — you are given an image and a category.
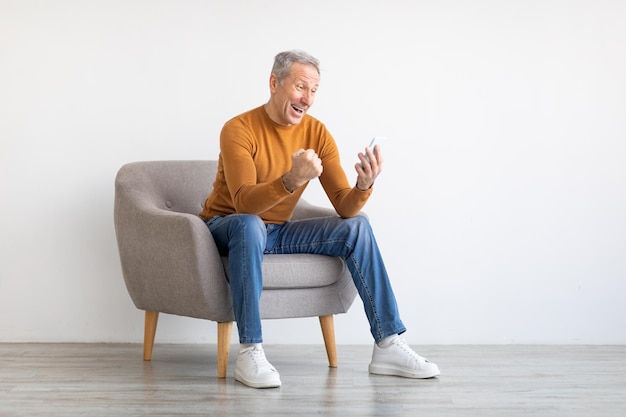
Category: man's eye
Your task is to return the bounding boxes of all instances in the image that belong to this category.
[296,84,304,91]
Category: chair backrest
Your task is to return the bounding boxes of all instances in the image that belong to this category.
[114,160,340,222]
[115,160,217,217]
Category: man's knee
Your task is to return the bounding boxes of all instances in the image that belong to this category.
[345,214,372,232]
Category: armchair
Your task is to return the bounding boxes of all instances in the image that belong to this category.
[113,160,358,378]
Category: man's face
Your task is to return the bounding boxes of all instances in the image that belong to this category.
[266,62,320,126]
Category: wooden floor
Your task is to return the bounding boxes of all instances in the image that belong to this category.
[1,343,625,416]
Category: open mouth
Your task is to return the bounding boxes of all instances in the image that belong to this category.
[291,104,305,114]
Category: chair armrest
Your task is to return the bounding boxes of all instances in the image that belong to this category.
[292,199,337,220]
[114,202,233,322]
[291,199,368,220]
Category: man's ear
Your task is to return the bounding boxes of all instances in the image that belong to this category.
[269,74,278,93]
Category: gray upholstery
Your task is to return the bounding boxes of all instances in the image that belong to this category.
[114,160,358,328]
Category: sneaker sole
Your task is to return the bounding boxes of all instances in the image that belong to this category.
[234,370,282,389]
[368,363,440,379]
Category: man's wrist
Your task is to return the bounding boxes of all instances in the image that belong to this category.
[356,181,373,191]
[281,173,297,193]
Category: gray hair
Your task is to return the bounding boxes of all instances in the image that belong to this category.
[271,50,320,83]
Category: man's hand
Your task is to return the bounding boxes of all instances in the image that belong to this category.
[355,144,383,190]
[282,149,323,192]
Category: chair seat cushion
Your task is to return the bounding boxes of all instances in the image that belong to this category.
[222,254,348,290]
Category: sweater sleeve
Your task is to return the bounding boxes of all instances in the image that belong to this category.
[317,132,373,218]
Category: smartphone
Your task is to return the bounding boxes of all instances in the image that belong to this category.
[361,136,386,167]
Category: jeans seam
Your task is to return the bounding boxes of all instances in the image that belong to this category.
[239,220,248,342]
[349,252,384,341]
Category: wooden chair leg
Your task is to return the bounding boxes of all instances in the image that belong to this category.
[143,310,159,361]
[319,315,337,368]
[217,322,233,378]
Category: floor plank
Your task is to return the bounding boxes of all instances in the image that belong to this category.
[1,344,625,416]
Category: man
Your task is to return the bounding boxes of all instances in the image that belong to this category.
[199,50,440,388]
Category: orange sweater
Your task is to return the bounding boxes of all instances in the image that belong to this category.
[200,106,372,224]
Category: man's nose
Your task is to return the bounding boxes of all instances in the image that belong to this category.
[301,91,313,106]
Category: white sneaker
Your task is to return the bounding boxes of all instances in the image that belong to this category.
[369,337,440,379]
[234,345,282,388]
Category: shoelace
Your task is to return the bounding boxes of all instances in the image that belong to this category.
[248,346,275,372]
[394,338,430,363]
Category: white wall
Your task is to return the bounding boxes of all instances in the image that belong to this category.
[1,0,625,345]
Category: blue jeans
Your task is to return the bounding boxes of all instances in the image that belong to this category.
[205,214,406,344]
